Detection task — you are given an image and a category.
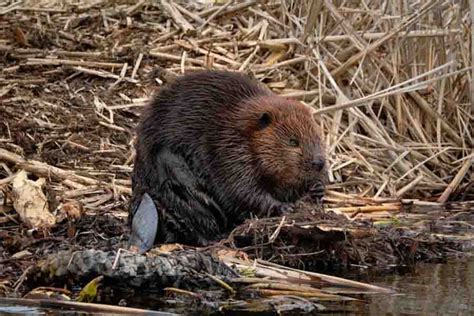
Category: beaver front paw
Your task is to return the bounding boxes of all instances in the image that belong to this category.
[271,202,295,216]
[309,181,325,203]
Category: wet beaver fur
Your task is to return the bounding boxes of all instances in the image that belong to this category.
[129,70,327,248]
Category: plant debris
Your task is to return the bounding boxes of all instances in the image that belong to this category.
[0,0,472,314]
[11,170,54,229]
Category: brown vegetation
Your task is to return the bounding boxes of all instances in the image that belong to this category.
[0,0,472,312]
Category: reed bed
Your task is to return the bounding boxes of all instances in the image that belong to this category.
[0,0,472,309]
[1,0,471,210]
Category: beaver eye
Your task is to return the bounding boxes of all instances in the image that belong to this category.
[258,112,272,129]
[289,138,299,147]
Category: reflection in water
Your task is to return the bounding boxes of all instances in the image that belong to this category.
[355,256,474,315]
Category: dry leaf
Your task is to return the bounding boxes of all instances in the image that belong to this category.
[14,26,29,47]
[12,170,55,229]
[263,50,287,67]
[157,243,184,253]
[147,243,184,255]
[23,287,71,301]
[67,225,76,238]
[216,248,250,261]
[57,200,83,222]
[11,250,32,259]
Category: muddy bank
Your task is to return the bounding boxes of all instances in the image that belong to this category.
[1,200,472,305]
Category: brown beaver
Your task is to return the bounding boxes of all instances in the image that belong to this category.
[128,70,326,252]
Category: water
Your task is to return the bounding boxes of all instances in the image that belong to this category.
[1,257,473,315]
[353,256,474,315]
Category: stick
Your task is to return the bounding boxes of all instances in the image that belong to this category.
[257,289,353,300]
[26,58,123,69]
[313,30,460,42]
[71,66,138,83]
[173,2,206,24]
[198,0,233,30]
[0,148,131,195]
[148,51,226,70]
[396,175,424,198]
[268,216,286,243]
[158,0,194,33]
[175,40,240,67]
[327,204,401,213]
[330,0,438,77]
[437,158,473,203]
[253,56,307,72]
[397,147,452,182]
[471,0,474,106]
[313,66,471,116]
[0,298,169,315]
[254,260,394,293]
[131,53,143,79]
[199,0,258,19]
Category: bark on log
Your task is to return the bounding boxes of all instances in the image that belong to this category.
[27,249,239,291]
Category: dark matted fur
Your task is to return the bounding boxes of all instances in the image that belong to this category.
[130,70,326,246]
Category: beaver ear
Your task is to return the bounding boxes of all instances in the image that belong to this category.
[258,112,272,129]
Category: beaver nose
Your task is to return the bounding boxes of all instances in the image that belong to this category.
[312,156,325,171]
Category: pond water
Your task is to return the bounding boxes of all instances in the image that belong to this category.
[1,256,473,315]
[344,255,474,315]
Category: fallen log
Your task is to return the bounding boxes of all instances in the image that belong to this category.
[26,248,238,292]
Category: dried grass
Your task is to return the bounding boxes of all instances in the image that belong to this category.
[0,0,472,216]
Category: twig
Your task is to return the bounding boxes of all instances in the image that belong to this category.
[470,0,474,105]
[268,216,286,243]
[164,287,201,298]
[438,159,473,203]
[330,0,439,76]
[327,204,401,213]
[26,58,123,69]
[199,0,258,19]
[198,0,233,30]
[313,30,460,42]
[253,259,394,293]
[313,66,471,116]
[0,148,131,195]
[173,2,206,24]
[71,66,138,83]
[205,273,236,294]
[148,51,226,69]
[131,53,143,80]
[158,0,194,33]
[396,175,424,198]
[0,298,167,315]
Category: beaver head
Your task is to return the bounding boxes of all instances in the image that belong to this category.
[239,95,326,202]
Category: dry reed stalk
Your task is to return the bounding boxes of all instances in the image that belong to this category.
[438,159,473,203]
[26,58,123,69]
[223,258,393,295]
[157,0,194,34]
[327,204,400,214]
[0,0,471,224]
[256,288,351,300]
[254,259,394,294]
[470,0,474,105]
[0,149,131,195]
[0,298,166,315]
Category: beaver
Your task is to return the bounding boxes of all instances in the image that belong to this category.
[128,70,327,253]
